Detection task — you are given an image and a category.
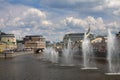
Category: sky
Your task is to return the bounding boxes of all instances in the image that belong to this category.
[0,0,120,41]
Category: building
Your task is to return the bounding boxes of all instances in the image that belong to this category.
[116,31,120,37]
[116,31,120,50]
[24,35,46,53]
[63,32,94,48]
[63,33,84,48]
[0,42,6,53]
[91,36,107,57]
[46,41,54,47]
[0,31,17,52]
[116,31,120,41]
[54,42,64,49]
[16,40,25,51]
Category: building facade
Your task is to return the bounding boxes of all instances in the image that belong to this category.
[63,33,94,48]
[24,35,46,52]
[91,36,107,57]
[63,33,84,48]
[0,43,6,53]
[0,31,17,52]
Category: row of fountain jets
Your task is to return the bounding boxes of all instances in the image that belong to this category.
[42,29,120,75]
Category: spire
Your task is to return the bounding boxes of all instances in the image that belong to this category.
[86,24,90,35]
[0,30,1,35]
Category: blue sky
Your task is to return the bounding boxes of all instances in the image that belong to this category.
[0,0,120,41]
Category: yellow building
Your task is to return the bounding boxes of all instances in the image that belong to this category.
[0,43,6,53]
[91,36,107,43]
[0,31,17,52]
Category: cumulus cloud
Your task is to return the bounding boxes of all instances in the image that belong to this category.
[106,21,120,33]
[41,20,52,26]
[0,0,120,41]
[113,9,120,16]
[93,5,103,11]
[105,0,120,8]
[0,3,29,27]
[23,8,46,19]
[0,2,54,40]
[62,16,120,36]
[0,18,6,28]
[0,3,51,28]
[64,17,87,27]
[63,16,106,32]
[0,1,50,26]
[107,21,120,28]
[94,0,120,10]
[93,0,120,17]
[9,29,27,39]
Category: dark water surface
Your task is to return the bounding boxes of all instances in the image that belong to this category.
[0,54,120,80]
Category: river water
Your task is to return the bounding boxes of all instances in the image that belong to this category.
[0,53,119,80]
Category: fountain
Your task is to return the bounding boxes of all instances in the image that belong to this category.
[105,29,120,75]
[50,48,59,63]
[43,47,51,60]
[81,33,97,70]
[43,47,59,63]
[61,39,74,66]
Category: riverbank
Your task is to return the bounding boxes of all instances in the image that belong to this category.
[0,51,33,58]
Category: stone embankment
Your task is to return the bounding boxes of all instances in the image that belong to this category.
[0,51,33,58]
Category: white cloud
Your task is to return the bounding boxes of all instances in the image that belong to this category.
[113,9,120,16]
[63,16,106,32]
[98,0,120,9]
[105,0,120,8]
[93,5,103,11]
[93,0,120,14]
[0,3,48,28]
[106,21,120,32]
[0,18,6,28]
[20,8,47,26]
[26,28,30,31]
[0,2,56,40]
[91,0,120,19]
[0,1,49,28]
[107,21,120,28]
[0,0,120,41]
[9,30,26,39]
[65,17,87,26]
[41,20,52,26]
[23,8,46,19]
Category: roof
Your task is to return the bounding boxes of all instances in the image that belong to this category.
[63,33,84,39]
[0,34,15,37]
[66,33,84,36]
[25,35,43,37]
[96,36,106,38]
